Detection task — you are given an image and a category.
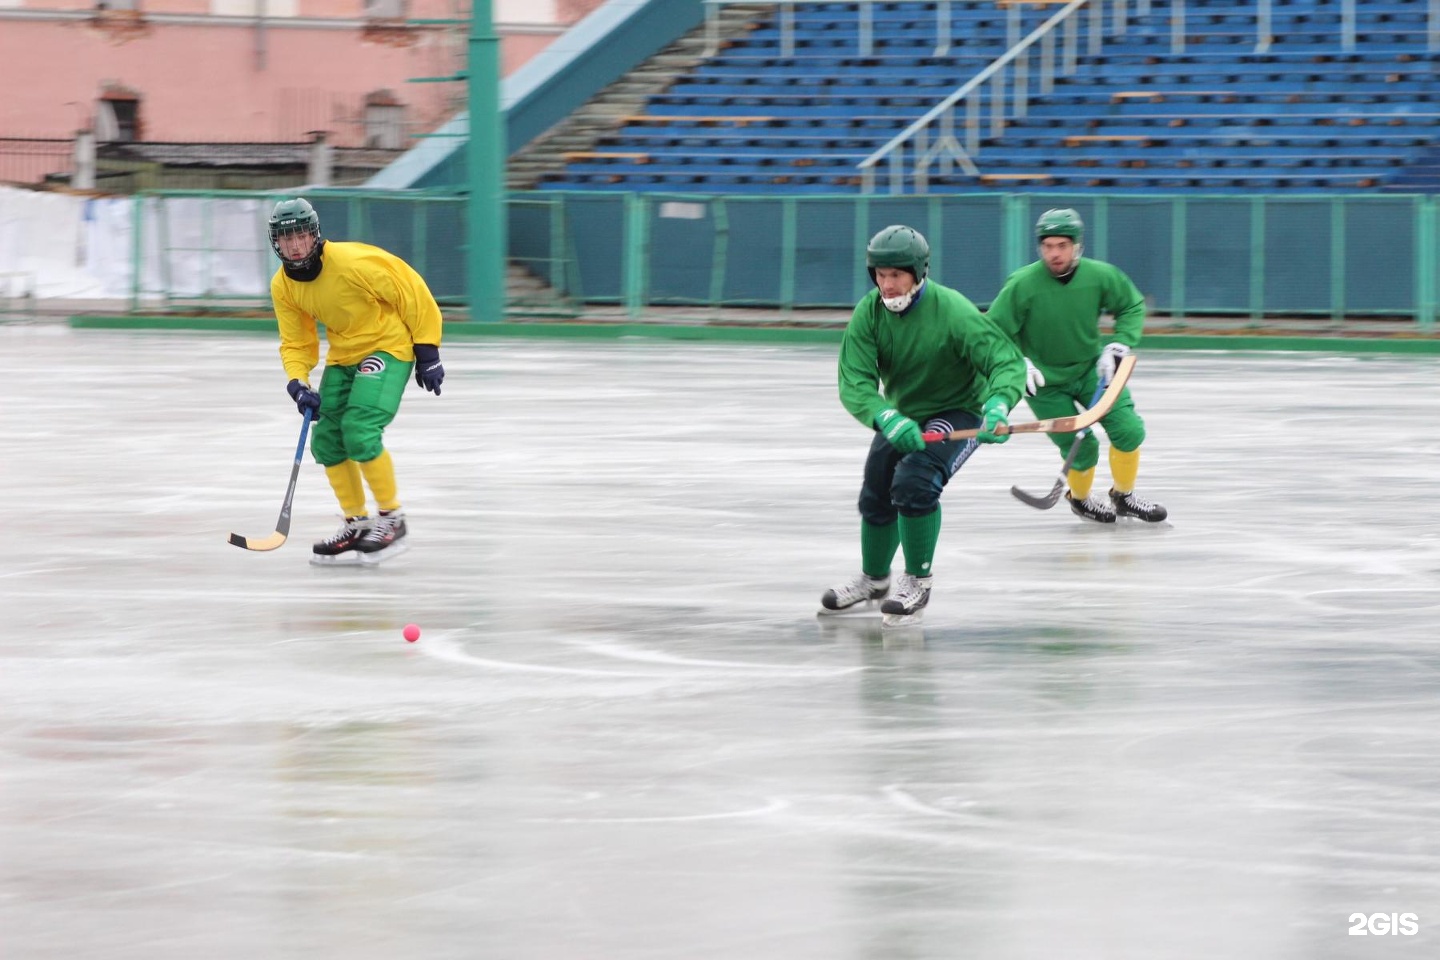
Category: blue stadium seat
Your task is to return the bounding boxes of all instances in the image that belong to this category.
[544,0,1440,194]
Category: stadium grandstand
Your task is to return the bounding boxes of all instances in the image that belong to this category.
[495,0,1440,194]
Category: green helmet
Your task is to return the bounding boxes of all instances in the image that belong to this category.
[268,197,323,270]
[1035,208,1083,244]
[866,224,930,285]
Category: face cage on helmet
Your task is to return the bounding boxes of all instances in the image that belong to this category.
[270,222,322,269]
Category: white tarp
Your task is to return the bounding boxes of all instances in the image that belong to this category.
[0,186,276,305]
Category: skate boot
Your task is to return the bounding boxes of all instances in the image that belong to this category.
[819,574,890,615]
[355,508,408,563]
[1066,491,1116,524]
[880,574,931,627]
[312,516,371,565]
[1110,488,1168,522]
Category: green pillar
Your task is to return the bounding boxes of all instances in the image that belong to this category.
[468,0,505,322]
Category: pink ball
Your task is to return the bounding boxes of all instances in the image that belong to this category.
[403,623,420,643]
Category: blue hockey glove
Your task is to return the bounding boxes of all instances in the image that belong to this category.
[413,343,444,395]
[286,379,322,421]
[977,397,1010,444]
[875,408,925,454]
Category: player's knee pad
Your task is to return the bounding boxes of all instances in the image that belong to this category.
[891,458,945,516]
[858,486,898,527]
[1104,411,1147,452]
[1067,431,1102,472]
[310,420,349,467]
[339,413,386,463]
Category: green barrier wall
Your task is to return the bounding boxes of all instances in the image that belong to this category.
[131,189,1439,326]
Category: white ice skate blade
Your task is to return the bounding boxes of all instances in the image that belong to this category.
[310,551,364,567]
[816,600,883,618]
[882,611,925,628]
[359,541,410,565]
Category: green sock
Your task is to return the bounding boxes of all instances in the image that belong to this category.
[860,519,899,579]
[898,507,941,577]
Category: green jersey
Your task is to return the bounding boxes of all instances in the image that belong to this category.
[838,281,1025,429]
[985,258,1146,385]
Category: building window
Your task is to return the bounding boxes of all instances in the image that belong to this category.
[364,0,405,18]
[364,92,406,149]
[96,92,141,143]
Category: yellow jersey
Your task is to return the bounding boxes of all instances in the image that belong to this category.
[272,241,443,383]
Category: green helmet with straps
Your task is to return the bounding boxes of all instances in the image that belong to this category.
[1035,207,1084,243]
[866,224,930,284]
[268,197,323,270]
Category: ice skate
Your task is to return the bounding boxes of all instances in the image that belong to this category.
[1065,491,1116,524]
[880,574,931,627]
[356,508,409,564]
[818,574,890,617]
[1110,488,1168,522]
[310,516,371,566]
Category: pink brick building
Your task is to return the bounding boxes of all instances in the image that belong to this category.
[0,0,605,147]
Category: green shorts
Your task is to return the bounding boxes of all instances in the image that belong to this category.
[311,351,413,466]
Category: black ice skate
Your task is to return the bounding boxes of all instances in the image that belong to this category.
[1110,488,1168,522]
[311,516,371,566]
[355,508,408,564]
[1066,491,1117,524]
[818,574,891,616]
[880,574,931,627]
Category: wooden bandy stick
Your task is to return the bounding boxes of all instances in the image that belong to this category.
[228,408,312,552]
[921,354,1137,442]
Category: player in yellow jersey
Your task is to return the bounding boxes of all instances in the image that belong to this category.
[268,198,445,564]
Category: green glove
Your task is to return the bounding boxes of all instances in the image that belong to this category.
[875,408,925,454]
[977,397,1010,444]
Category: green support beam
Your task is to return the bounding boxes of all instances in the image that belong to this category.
[468,0,505,322]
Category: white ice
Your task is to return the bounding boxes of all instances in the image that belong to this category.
[2,328,1439,959]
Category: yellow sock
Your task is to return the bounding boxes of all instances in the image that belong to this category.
[1067,467,1095,500]
[1110,447,1141,494]
[324,461,367,518]
[358,449,401,513]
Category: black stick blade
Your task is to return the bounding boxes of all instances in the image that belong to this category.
[1010,479,1065,510]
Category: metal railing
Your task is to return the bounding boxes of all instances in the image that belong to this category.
[856,0,1440,193]
[859,0,1108,194]
[0,138,73,188]
[704,0,974,58]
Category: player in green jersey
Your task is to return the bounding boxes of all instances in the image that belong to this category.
[820,225,1026,627]
[986,208,1167,524]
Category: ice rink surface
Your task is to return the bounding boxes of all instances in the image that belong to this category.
[3,327,1439,959]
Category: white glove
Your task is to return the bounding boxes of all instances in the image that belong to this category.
[1097,342,1131,383]
[1023,356,1045,397]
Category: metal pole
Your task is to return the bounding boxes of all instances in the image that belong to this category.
[1331,198,1346,324]
[74,129,96,190]
[1249,196,1265,324]
[1417,195,1436,328]
[468,0,505,322]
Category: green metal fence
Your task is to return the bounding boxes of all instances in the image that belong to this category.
[130,188,1439,326]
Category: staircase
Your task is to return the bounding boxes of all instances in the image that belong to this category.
[506,3,773,191]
